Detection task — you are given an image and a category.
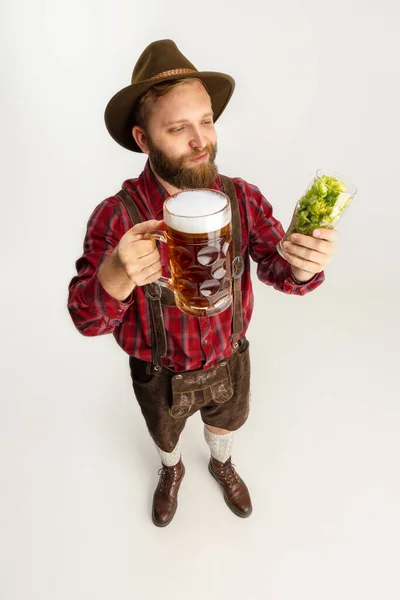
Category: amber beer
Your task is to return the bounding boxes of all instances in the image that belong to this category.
[163,190,232,317]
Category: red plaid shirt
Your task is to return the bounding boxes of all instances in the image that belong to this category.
[68,162,325,371]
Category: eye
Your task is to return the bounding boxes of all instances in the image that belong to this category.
[169,126,185,134]
[202,120,213,126]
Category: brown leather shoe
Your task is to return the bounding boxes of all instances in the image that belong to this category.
[152,459,185,527]
[208,457,252,518]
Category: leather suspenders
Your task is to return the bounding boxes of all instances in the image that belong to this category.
[115,175,244,372]
[219,175,245,344]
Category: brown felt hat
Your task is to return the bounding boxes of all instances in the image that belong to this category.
[104,39,235,153]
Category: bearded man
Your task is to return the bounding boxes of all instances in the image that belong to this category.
[68,40,337,527]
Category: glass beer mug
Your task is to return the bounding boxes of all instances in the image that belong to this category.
[148,189,233,318]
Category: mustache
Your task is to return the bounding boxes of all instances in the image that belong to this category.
[185,144,215,162]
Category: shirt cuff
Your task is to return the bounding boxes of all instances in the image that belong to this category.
[283,262,325,295]
[83,271,134,319]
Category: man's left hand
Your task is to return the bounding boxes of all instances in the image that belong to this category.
[282,228,339,282]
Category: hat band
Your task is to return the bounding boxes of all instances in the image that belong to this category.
[149,68,197,80]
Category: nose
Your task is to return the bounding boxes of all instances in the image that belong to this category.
[189,127,206,151]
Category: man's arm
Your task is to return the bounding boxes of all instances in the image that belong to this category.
[67,198,135,336]
[98,247,136,302]
[68,198,164,336]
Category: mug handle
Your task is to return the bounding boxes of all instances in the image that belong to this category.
[144,230,173,292]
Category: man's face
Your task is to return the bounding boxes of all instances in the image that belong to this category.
[143,80,218,189]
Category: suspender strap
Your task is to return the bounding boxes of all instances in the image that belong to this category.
[115,187,142,226]
[115,189,166,371]
[219,176,244,346]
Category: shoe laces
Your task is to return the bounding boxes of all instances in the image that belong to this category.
[158,465,177,491]
[220,461,241,488]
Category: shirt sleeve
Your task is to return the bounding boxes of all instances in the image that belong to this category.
[244,181,325,296]
[67,197,134,336]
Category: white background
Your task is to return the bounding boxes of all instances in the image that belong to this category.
[1,1,399,599]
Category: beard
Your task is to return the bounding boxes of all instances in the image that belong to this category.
[147,137,218,189]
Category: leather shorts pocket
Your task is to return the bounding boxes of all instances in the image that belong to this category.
[129,356,153,384]
[170,361,233,418]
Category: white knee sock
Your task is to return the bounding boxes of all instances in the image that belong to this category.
[204,425,234,464]
[155,439,182,467]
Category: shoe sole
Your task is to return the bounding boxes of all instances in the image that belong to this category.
[208,463,253,518]
[152,465,185,527]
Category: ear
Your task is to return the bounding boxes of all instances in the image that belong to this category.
[132,126,150,154]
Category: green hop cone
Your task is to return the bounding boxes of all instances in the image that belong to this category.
[292,174,348,235]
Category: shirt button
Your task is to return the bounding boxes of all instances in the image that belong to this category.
[204,340,208,345]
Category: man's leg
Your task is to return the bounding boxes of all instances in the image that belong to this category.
[128,356,188,527]
[152,438,185,528]
[203,424,252,518]
[203,424,234,463]
[201,339,252,517]
[156,438,182,467]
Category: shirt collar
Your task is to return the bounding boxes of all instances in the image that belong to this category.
[140,160,169,219]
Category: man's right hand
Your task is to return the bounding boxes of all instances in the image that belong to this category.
[98,219,164,302]
[116,220,164,287]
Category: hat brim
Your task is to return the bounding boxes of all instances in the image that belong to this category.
[104,71,235,153]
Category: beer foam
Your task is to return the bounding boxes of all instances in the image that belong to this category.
[164,190,231,234]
